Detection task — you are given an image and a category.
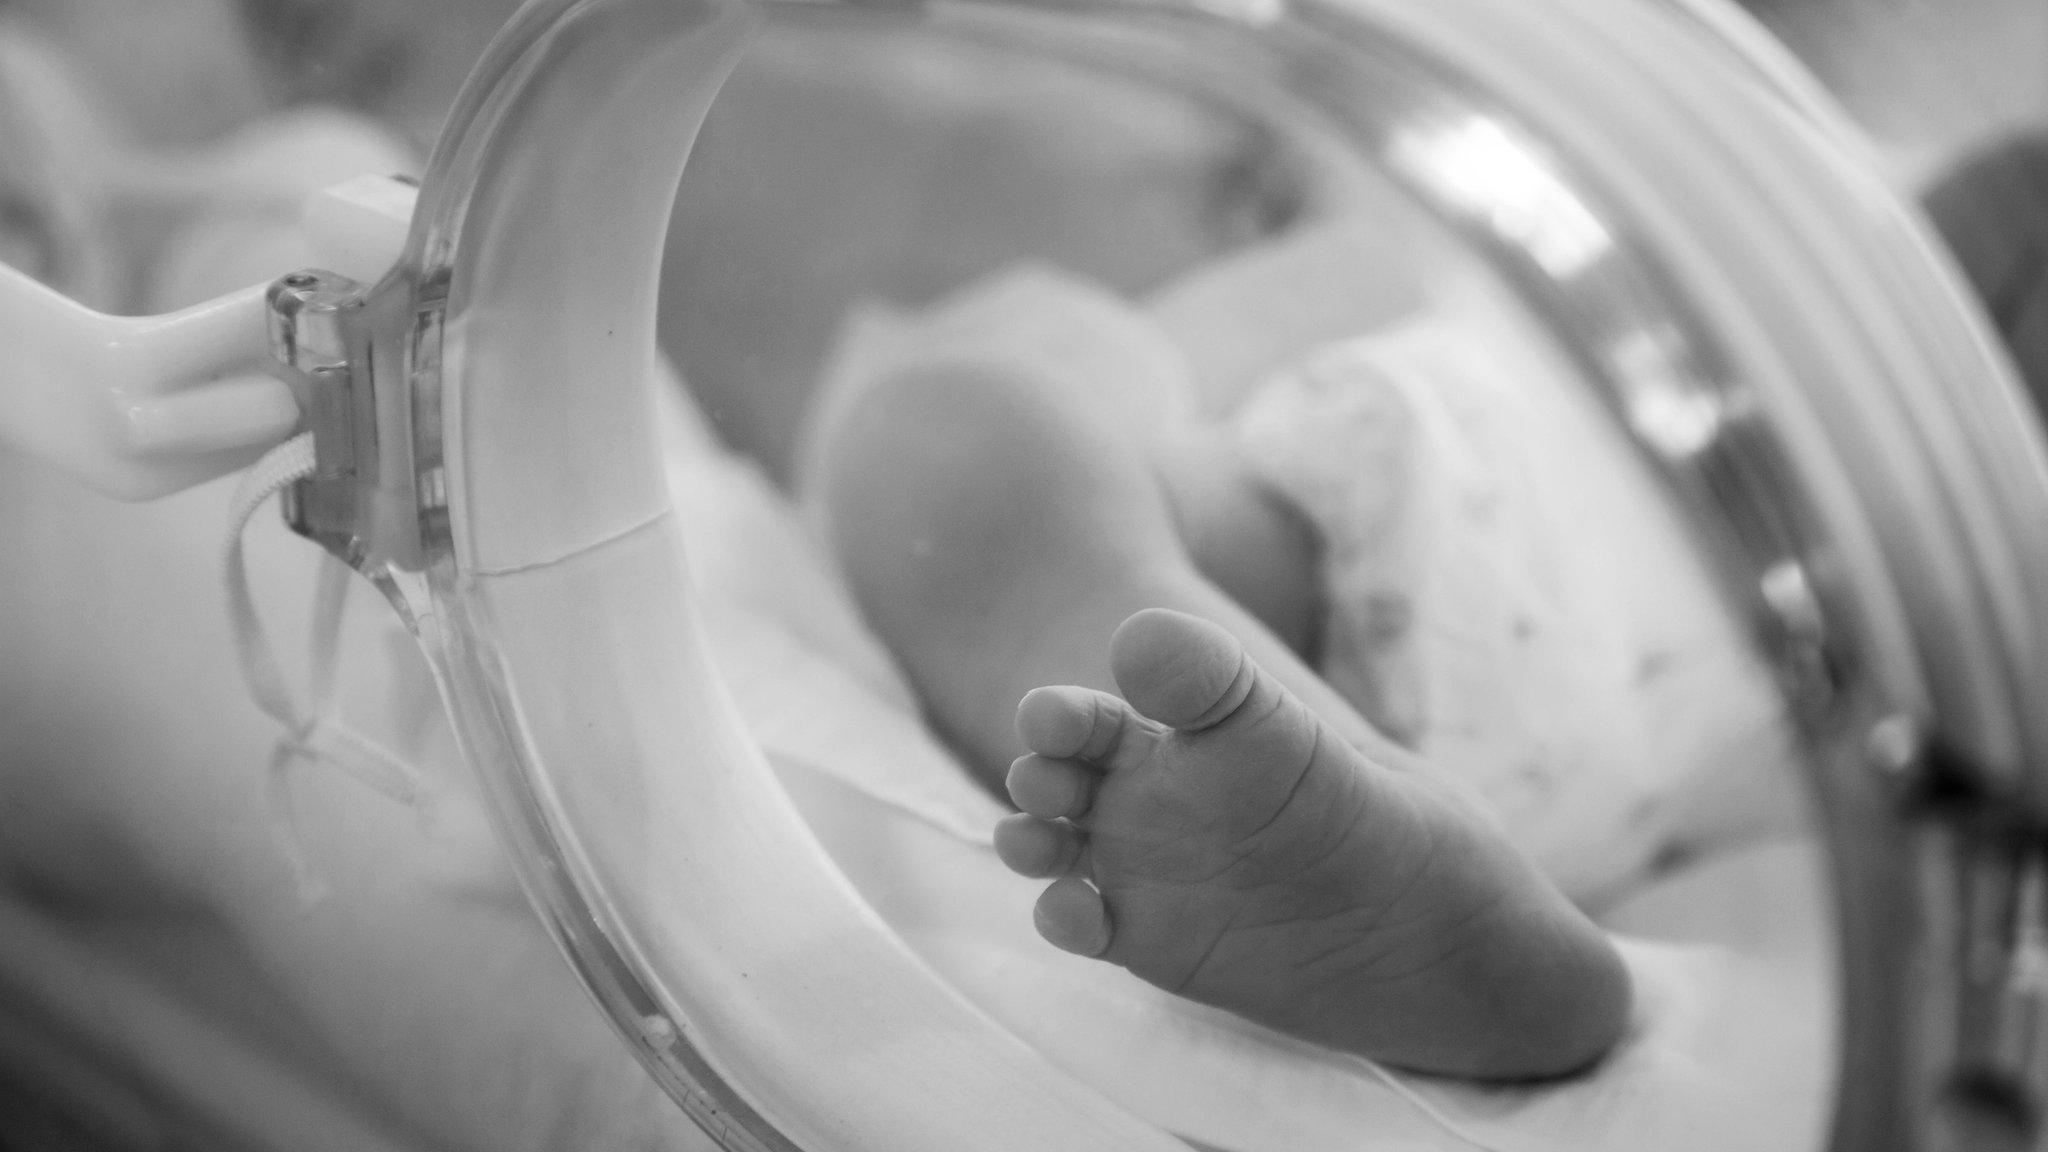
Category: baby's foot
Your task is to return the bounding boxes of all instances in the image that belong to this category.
[993,608,1631,1079]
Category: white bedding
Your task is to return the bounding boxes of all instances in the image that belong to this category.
[659,366,1833,1152]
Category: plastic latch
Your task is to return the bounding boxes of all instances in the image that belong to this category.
[267,269,374,567]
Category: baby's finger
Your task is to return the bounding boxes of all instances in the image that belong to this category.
[1006,753,1099,820]
[993,813,1083,879]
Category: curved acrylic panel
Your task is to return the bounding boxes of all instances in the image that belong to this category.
[386,0,1190,1149]
[357,0,2048,1149]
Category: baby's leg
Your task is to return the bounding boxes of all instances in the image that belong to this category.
[808,353,1380,787]
[999,609,1632,1078]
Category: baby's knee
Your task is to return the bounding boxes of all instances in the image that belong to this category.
[830,360,1179,561]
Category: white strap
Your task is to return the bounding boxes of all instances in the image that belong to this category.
[223,434,433,904]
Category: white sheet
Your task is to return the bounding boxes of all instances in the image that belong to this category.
[661,377,1834,1152]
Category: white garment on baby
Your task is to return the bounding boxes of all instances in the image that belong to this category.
[1232,318,1803,903]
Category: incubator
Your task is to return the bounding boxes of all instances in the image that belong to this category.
[2,0,2047,1149]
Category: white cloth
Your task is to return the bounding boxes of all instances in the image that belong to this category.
[1230,318,1804,902]
[660,371,1830,1152]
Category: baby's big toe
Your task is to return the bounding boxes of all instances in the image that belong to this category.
[1109,609,1257,732]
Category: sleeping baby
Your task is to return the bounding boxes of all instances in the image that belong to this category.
[796,221,1808,1083]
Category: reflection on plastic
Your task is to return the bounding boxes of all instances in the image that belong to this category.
[1387,115,1613,278]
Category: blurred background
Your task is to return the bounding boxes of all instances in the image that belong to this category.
[2,0,2042,421]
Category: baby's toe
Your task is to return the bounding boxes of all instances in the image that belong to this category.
[1006,753,1097,819]
[1016,684,1155,763]
[993,813,1083,878]
[1033,875,1112,957]
[1109,609,1258,732]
